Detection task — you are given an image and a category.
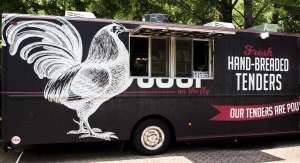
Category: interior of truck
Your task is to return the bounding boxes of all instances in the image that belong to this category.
[129,27,213,79]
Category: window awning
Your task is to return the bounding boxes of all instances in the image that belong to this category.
[131,24,236,38]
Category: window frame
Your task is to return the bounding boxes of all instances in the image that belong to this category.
[192,38,213,79]
[174,37,193,78]
[150,36,170,77]
[129,34,214,79]
[129,34,150,77]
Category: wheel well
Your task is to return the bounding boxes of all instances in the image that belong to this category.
[130,115,176,142]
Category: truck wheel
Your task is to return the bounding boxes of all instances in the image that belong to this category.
[132,119,171,155]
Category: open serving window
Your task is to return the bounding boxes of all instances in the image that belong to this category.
[129,24,235,79]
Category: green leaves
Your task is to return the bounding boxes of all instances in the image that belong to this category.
[0,0,299,32]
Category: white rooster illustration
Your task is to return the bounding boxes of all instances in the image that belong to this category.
[2,15,133,140]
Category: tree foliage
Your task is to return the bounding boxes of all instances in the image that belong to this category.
[0,0,299,33]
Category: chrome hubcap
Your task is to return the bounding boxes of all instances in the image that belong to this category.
[141,126,165,150]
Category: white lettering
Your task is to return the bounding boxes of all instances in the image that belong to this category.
[176,79,193,88]
[137,78,154,88]
[236,73,242,91]
[156,78,174,88]
[137,78,202,89]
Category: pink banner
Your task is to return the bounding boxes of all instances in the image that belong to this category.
[211,99,300,121]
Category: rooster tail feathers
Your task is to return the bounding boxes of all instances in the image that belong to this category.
[2,15,83,79]
[44,65,81,103]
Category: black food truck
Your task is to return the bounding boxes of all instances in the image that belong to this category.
[1,13,300,155]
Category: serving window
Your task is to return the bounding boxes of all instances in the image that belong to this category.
[193,40,210,78]
[130,35,213,79]
[176,39,192,77]
[130,37,149,76]
[151,38,169,77]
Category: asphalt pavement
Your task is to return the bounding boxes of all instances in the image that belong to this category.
[1,135,300,163]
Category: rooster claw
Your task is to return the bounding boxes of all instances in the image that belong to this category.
[91,128,102,133]
[79,132,119,140]
[67,128,102,135]
[67,129,88,135]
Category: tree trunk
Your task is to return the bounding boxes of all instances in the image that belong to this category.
[271,3,279,24]
[244,0,254,28]
[74,0,85,11]
[221,7,233,22]
[214,0,239,23]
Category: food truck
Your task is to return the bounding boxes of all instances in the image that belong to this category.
[1,13,300,155]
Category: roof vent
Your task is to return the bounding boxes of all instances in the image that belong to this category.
[143,13,169,23]
[248,23,279,32]
[65,11,96,18]
[204,22,235,29]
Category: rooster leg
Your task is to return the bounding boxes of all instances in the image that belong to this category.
[78,106,102,134]
[82,118,102,135]
[75,104,118,140]
[67,117,102,135]
[67,119,88,134]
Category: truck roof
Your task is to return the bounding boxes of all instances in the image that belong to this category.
[3,13,300,38]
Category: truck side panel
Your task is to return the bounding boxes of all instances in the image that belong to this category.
[1,15,299,145]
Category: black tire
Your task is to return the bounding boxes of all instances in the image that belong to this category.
[132,119,171,155]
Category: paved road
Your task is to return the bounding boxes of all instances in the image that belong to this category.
[1,135,300,163]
